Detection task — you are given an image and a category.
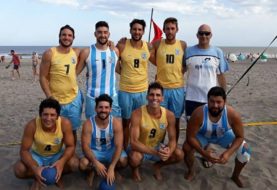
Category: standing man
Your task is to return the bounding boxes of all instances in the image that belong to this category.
[116,19,150,149]
[9,49,21,80]
[184,24,229,121]
[129,82,184,181]
[80,94,127,187]
[40,25,83,144]
[13,98,79,190]
[150,17,187,141]
[183,87,251,187]
[77,21,120,119]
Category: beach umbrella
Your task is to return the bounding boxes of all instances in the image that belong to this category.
[228,53,237,62]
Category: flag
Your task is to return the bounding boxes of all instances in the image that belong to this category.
[151,20,163,44]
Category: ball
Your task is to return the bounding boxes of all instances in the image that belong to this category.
[41,167,57,185]
[98,179,115,190]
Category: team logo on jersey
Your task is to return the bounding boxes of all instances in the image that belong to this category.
[159,123,166,129]
[175,49,180,55]
[71,57,76,64]
[141,52,147,60]
[54,137,62,144]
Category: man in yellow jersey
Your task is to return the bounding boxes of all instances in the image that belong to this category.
[129,82,184,181]
[13,98,79,190]
[40,25,83,144]
[150,17,187,141]
[116,19,150,149]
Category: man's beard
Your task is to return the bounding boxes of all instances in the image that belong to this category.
[59,39,73,48]
[97,112,109,120]
[97,38,108,45]
[131,35,142,42]
[208,107,224,117]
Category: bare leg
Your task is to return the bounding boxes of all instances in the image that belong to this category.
[56,178,64,189]
[175,118,180,142]
[30,180,41,190]
[231,158,247,188]
[122,118,130,150]
[183,142,195,181]
[86,170,95,187]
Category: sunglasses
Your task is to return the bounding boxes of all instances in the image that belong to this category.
[198,31,211,36]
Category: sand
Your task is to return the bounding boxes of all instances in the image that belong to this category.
[0,57,277,190]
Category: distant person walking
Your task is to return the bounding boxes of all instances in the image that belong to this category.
[32,52,40,82]
[9,50,21,80]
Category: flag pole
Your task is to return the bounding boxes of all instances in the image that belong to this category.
[148,8,154,43]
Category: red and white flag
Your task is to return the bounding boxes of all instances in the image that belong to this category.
[151,20,163,44]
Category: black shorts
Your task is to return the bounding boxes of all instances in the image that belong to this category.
[185,100,206,119]
[13,65,19,70]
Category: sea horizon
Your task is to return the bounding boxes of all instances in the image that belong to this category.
[1,45,277,57]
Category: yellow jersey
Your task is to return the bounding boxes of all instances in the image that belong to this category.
[49,47,78,104]
[139,105,167,148]
[156,40,184,88]
[119,40,150,92]
[32,116,63,157]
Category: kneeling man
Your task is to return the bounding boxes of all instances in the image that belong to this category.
[129,82,184,181]
[183,86,251,187]
[14,98,79,190]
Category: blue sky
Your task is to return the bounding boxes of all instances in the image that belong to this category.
[1,0,277,46]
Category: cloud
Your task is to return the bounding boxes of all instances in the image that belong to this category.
[38,0,277,18]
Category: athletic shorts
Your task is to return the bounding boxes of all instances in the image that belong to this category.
[160,87,185,118]
[196,130,235,149]
[13,65,19,70]
[93,148,127,163]
[118,90,147,119]
[60,90,83,131]
[185,100,206,120]
[31,151,63,166]
[127,145,161,162]
[85,94,121,119]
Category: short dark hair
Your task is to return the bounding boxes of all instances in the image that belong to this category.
[207,86,226,101]
[95,21,109,30]
[95,94,113,107]
[59,24,75,38]
[148,82,164,95]
[39,98,61,116]
[130,19,146,30]
[10,50,15,53]
[163,17,178,30]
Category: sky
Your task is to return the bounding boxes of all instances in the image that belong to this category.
[1,0,277,47]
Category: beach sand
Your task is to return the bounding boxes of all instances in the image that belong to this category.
[0,58,277,190]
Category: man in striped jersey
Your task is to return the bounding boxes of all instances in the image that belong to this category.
[183,87,251,187]
[80,94,127,187]
[77,21,120,119]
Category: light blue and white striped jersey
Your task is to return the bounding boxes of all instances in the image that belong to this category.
[199,105,231,139]
[86,45,118,98]
[90,116,114,151]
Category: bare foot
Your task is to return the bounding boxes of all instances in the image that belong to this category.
[153,163,163,181]
[56,179,64,189]
[184,171,194,181]
[231,175,244,188]
[132,168,142,182]
[115,171,124,182]
[30,180,41,190]
[86,170,95,187]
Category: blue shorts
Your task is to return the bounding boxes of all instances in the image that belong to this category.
[160,87,185,118]
[196,130,235,149]
[93,148,127,163]
[60,90,83,131]
[118,90,147,119]
[85,94,121,119]
[127,145,161,162]
[31,151,63,166]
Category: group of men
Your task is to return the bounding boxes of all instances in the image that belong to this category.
[13,17,251,189]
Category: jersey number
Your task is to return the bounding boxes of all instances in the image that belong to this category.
[44,145,52,151]
[100,138,106,145]
[166,54,174,64]
[64,64,70,74]
[149,128,156,138]
[134,59,140,68]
